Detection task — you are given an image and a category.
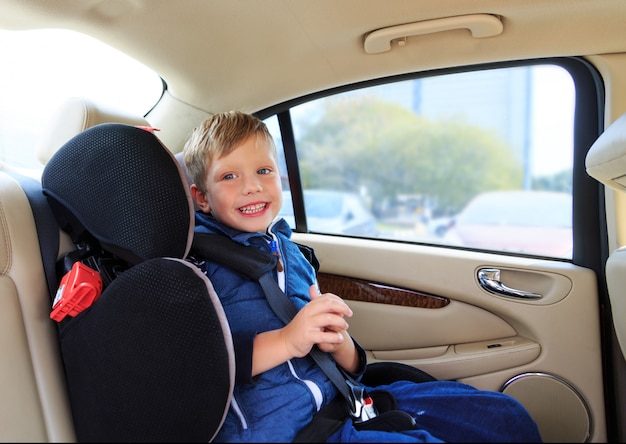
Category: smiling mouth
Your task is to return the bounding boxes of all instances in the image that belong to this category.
[239,203,267,214]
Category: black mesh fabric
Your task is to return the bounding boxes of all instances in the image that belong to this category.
[40,123,233,441]
[360,361,437,386]
[42,123,193,264]
[60,258,233,442]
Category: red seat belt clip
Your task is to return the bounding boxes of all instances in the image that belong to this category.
[50,262,103,322]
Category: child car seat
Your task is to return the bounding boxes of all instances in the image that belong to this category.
[41,123,234,442]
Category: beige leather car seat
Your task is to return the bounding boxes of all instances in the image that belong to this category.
[36,96,151,165]
[586,111,626,361]
[0,97,148,442]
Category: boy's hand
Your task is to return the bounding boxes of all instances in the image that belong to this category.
[280,285,353,358]
[309,286,360,373]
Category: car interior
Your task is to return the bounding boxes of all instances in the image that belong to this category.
[586,112,626,365]
[1,1,626,442]
[1,99,154,442]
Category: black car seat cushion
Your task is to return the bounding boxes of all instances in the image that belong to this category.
[40,123,234,442]
[60,258,234,442]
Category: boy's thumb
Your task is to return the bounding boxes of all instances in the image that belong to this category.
[309,284,321,300]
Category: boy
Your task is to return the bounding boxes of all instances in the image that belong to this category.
[183,111,542,443]
[184,111,366,442]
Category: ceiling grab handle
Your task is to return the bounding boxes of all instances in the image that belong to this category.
[363,14,503,54]
[477,268,542,300]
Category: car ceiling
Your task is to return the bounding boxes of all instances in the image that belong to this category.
[1,0,625,115]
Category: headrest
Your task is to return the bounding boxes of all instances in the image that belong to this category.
[42,123,194,265]
[175,151,194,189]
[586,112,626,191]
[36,97,150,165]
[175,151,200,211]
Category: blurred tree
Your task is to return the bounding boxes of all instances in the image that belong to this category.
[296,95,522,214]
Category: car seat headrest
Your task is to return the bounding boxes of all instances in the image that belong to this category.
[586,112,626,192]
[175,151,200,211]
[36,96,150,165]
[42,123,194,265]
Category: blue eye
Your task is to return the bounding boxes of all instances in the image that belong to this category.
[223,173,235,180]
[258,168,271,175]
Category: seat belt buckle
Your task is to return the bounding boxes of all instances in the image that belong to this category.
[50,261,103,322]
[347,379,378,422]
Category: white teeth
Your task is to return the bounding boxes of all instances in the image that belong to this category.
[239,203,266,214]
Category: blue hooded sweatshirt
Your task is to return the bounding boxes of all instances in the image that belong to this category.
[191,213,365,442]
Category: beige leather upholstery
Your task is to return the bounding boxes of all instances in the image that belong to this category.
[36,96,149,165]
[605,247,626,357]
[0,97,149,441]
[586,112,626,359]
[0,173,77,441]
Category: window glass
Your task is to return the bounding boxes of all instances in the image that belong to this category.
[273,64,575,259]
[0,29,163,173]
[264,114,290,189]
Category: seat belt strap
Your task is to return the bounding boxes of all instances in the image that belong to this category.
[257,272,354,404]
[191,233,357,408]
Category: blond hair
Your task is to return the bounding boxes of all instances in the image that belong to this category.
[183,111,275,192]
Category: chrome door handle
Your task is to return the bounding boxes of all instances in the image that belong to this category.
[477,268,542,300]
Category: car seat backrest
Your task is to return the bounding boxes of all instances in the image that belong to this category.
[0,98,151,442]
[0,172,76,442]
[41,123,234,442]
[586,111,626,361]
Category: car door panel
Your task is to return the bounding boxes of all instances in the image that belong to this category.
[369,335,541,381]
[316,277,518,350]
[296,233,606,442]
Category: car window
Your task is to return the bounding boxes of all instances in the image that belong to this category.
[0,29,163,173]
[279,189,378,237]
[268,63,577,259]
[456,191,572,228]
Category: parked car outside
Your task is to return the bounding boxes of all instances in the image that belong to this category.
[444,190,572,257]
[280,189,378,237]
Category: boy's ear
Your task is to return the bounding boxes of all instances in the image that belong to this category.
[190,184,211,213]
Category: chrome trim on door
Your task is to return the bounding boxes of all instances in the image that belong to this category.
[477,268,542,300]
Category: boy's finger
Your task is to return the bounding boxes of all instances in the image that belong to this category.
[309,284,321,300]
[316,330,345,345]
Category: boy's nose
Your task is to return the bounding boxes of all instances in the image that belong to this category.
[243,177,262,194]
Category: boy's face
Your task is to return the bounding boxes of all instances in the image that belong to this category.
[193,133,283,233]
